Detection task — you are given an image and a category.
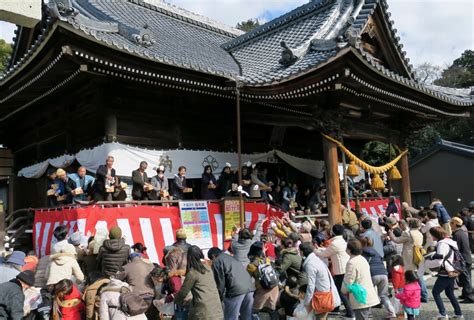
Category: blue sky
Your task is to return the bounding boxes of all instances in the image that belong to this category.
[1,0,472,67]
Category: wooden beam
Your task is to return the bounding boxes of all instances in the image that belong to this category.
[322,135,342,225]
[399,153,412,205]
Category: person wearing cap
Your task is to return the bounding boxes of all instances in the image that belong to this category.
[46,167,60,207]
[56,168,76,204]
[217,163,235,198]
[451,217,474,302]
[0,270,35,319]
[150,165,169,200]
[0,251,26,284]
[68,166,95,202]
[97,226,130,277]
[172,166,188,200]
[173,228,191,255]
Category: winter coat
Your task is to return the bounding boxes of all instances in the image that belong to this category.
[302,253,341,309]
[99,279,147,320]
[362,247,387,276]
[150,175,169,197]
[0,263,21,284]
[392,265,405,291]
[52,239,75,255]
[425,238,459,276]
[395,281,421,309]
[314,235,350,275]
[46,252,84,285]
[361,228,384,258]
[211,253,254,300]
[421,218,440,249]
[34,255,50,288]
[247,257,279,311]
[117,256,154,296]
[174,266,224,320]
[0,279,25,320]
[57,285,85,320]
[431,201,451,224]
[82,278,110,320]
[391,229,423,271]
[279,248,307,284]
[201,173,217,200]
[217,172,234,198]
[94,165,115,196]
[97,238,130,277]
[342,255,380,310]
[230,238,253,266]
[171,174,186,200]
[131,169,149,200]
[452,228,472,264]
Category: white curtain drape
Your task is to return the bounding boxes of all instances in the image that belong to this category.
[18,143,325,179]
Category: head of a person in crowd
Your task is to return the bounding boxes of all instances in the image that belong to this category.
[389,196,395,204]
[207,247,223,261]
[203,165,212,175]
[450,217,463,231]
[106,155,114,168]
[47,168,57,180]
[398,219,408,231]
[332,224,345,237]
[386,217,398,229]
[109,226,122,240]
[458,208,470,218]
[408,218,421,230]
[429,226,449,242]
[187,245,207,274]
[68,232,82,247]
[300,221,312,234]
[360,218,372,232]
[288,232,299,245]
[292,183,298,192]
[156,165,165,177]
[241,166,249,176]
[359,237,373,248]
[178,166,186,177]
[319,219,330,232]
[53,279,73,299]
[391,255,404,268]
[281,237,294,249]
[298,284,308,301]
[299,241,313,258]
[77,166,86,178]
[280,180,286,187]
[402,201,409,209]
[251,165,258,175]
[222,163,231,175]
[346,239,362,256]
[248,241,265,260]
[53,225,68,242]
[175,228,187,242]
[6,251,26,268]
[132,242,147,254]
[404,270,419,284]
[427,210,437,221]
[56,168,67,181]
[15,270,35,289]
[139,161,147,172]
[238,228,252,241]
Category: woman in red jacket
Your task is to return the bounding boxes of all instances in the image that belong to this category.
[53,279,85,320]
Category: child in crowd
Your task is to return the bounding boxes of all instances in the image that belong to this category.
[395,271,421,319]
[391,255,405,293]
[292,284,314,320]
[279,276,300,319]
[53,279,85,320]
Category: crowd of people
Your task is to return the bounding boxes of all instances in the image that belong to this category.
[2,197,473,319]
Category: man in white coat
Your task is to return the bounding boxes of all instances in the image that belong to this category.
[299,242,341,320]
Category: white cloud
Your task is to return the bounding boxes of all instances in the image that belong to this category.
[0,21,16,43]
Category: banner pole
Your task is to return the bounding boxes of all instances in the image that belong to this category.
[235,84,244,227]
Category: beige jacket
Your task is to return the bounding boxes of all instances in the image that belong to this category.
[314,235,350,275]
[46,252,84,285]
[342,255,380,310]
[391,229,423,271]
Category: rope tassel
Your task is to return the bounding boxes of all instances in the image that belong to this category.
[371,174,385,190]
[389,166,402,180]
[346,161,359,177]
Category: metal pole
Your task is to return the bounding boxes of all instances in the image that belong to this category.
[341,138,350,209]
[235,85,244,227]
[388,143,392,196]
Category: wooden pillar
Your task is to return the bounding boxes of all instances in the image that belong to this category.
[104,113,117,142]
[322,136,342,225]
[399,153,412,205]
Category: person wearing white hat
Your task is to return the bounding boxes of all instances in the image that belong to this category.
[150,165,169,200]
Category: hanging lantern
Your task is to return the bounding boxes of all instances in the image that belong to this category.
[389,166,402,180]
[371,173,385,190]
[346,161,359,177]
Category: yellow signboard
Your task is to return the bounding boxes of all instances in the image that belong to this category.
[223,199,241,240]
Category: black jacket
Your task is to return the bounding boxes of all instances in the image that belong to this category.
[172,174,186,200]
[211,253,254,300]
[362,247,388,276]
[94,165,116,194]
[0,279,25,320]
[97,238,130,276]
[452,229,472,264]
[132,169,149,200]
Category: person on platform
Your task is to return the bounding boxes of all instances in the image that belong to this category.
[56,168,76,205]
[430,198,452,236]
[250,165,270,199]
[217,163,235,198]
[172,166,187,200]
[94,156,116,201]
[450,217,474,302]
[385,196,398,217]
[150,165,169,200]
[201,165,217,200]
[97,226,130,277]
[68,166,94,202]
[208,247,255,320]
[0,270,35,319]
[241,164,252,196]
[46,168,60,207]
[132,161,150,201]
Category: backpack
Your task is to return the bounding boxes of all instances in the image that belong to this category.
[441,245,466,278]
[119,291,149,316]
[258,263,279,289]
[410,231,426,267]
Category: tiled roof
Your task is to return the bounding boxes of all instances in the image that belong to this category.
[426,85,473,105]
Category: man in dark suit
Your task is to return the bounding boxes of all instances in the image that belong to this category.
[94,155,116,201]
[132,161,149,200]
